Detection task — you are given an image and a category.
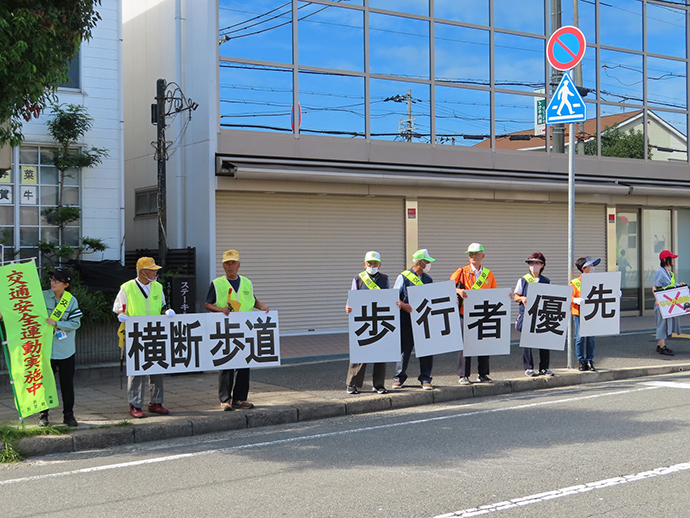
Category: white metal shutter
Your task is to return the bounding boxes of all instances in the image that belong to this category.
[216,192,405,334]
[418,199,606,301]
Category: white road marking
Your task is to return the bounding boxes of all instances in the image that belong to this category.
[433,462,690,517]
[0,386,657,487]
[640,380,690,389]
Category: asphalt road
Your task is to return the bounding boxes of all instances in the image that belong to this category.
[2,373,690,518]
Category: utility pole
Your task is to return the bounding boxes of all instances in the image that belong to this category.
[151,79,198,271]
[551,0,565,153]
[155,79,167,270]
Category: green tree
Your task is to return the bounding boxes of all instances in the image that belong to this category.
[38,104,108,264]
[584,124,652,159]
[0,1,102,146]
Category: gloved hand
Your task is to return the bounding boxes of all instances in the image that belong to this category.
[117,313,129,323]
[165,309,176,317]
[573,297,583,305]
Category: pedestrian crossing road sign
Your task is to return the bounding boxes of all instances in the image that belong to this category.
[545,72,586,124]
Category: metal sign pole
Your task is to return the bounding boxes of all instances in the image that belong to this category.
[567,122,576,369]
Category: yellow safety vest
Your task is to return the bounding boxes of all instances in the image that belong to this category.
[358,271,381,290]
[212,275,255,312]
[49,291,73,321]
[122,279,163,316]
[662,272,676,290]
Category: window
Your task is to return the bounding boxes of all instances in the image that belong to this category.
[59,52,81,89]
[5,145,82,262]
[135,188,158,217]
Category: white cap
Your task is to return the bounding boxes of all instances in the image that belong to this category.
[364,251,381,262]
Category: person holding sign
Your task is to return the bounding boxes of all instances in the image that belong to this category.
[392,249,435,390]
[205,249,270,411]
[452,243,497,384]
[653,250,685,356]
[114,257,175,418]
[345,251,390,395]
[513,252,553,377]
[38,268,82,427]
[571,257,599,371]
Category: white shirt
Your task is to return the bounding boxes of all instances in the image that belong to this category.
[113,278,167,313]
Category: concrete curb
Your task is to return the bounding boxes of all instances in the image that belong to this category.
[9,363,690,458]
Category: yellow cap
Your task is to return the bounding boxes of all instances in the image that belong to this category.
[136,257,162,270]
[222,249,240,263]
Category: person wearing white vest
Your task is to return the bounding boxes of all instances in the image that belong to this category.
[113,257,175,419]
[205,249,269,411]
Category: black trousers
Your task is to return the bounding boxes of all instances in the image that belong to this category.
[47,354,76,417]
[218,368,250,403]
[457,351,490,378]
[523,347,550,371]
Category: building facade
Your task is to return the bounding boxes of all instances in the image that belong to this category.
[124,0,690,334]
[1,0,125,267]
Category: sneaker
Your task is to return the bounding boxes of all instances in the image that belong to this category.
[477,375,493,383]
[657,346,675,356]
[578,360,589,371]
[588,361,596,372]
[346,385,360,395]
[38,412,49,427]
[232,400,255,409]
[130,406,144,418]
[421,382,434,390]
[63,414,78,427]
[539,368,555,377]
[372,386,389,394]
[458,377,472,385]
[148,403,170,415]
[392,381,404,389]
[220,402,234,411]
[525,369,536,377]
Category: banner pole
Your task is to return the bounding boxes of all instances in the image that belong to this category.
[0,323,24,426]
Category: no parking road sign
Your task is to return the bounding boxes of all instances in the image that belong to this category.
[547,26,586,71]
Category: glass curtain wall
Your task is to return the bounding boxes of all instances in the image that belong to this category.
[218,1,689,161]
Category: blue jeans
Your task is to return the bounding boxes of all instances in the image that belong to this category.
[573,315,595,361]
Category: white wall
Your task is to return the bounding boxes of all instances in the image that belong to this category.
[21,0,124,261]
[123,0,217,306]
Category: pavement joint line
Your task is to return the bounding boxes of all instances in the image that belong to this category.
[432,462,690,517]
[0,385,658,485]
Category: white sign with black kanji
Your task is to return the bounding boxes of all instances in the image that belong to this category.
[463,288,512,356]
[408,281,462,356]
[125,311,281,376]
[519,283,571,351]
[348,289,400,363]
[578,272,621,337]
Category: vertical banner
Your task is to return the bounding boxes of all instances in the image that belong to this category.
[0,262,58,417]
[348,289,400,363]
[463,288,512,356]
[654,286,690,319]
[519,283,571,351]
[408,281,462,356]
[579,271,621,337]
[126,311,281,376]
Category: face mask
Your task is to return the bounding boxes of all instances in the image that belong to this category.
[423,263,432,274]
[589,266,596,273]
[366,266,379,275]
[529,265,541,276]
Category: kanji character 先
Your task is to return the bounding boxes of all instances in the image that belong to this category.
[583,283,616,321]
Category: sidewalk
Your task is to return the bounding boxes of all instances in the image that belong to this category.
[3,315,690,457]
